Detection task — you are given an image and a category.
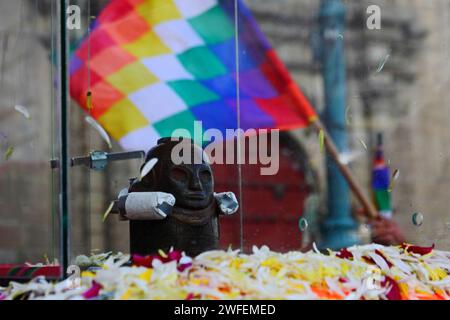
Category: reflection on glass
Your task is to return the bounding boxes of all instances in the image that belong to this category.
[240,0,450,251]
[67,0,241,260]
[0,0,60,269]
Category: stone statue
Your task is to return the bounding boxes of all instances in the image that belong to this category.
[113,137,238,257]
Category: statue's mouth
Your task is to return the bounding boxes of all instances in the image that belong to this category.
[171,200,216,225]
[185,192,206,200]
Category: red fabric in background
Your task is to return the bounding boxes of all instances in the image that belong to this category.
[0,265,61,279]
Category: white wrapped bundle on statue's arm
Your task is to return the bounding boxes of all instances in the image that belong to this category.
[118,192,175,220]
[214,192,239,215]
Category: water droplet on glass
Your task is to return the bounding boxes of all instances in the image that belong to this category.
[298,218,309,231]
[412,212,424,227]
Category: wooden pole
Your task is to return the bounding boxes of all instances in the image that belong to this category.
[311,119,379,219]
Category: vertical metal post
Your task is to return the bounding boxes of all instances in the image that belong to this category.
[58,0,70,277]
[317,0,358,249]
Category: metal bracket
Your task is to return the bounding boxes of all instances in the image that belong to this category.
[90,151,108,171]
[50,150,146,171]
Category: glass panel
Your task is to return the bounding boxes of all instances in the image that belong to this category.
[239,0,450,251]
[0,0,61,277]
[239,0,450,252]
[234,0,321,252]
[67,0,241,261]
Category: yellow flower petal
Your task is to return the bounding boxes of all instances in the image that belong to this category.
[139,269,153,283]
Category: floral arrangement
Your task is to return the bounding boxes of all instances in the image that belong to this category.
[1,243,449,300]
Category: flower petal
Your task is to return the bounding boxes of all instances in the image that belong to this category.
[131,254,153,267]
[401,243,435,255]
[168,250,182,262]
[82,281,102,299]
[337,248,353,260]
[381,276,402,300]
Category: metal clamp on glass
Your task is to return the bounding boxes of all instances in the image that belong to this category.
[50,150,146,171]
[86,151,108,171]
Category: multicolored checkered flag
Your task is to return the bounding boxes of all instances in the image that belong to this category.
[70,0,317,151]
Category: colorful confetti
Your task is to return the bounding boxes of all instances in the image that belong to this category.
[4,145,14,160]
[319,130,325,154]
[102,201,115,222]
[388,169,400,192]
[140,158,158,180]
[86,91,93,111]
[358,138,368,150]
[85,116,112,149]
[376,54,390,73]
[14,105,30,119]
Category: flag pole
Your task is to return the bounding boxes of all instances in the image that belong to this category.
[310,119,379,220]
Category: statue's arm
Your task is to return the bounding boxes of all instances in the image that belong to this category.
[116,189,175,220]
[214,192,239,215]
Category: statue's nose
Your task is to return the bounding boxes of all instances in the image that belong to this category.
[189,173,203,191]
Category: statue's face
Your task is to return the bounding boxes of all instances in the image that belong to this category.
[130,138,214,210]
[166,161,214,210]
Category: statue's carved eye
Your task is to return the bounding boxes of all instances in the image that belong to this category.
[200,169,211,184]
[170,167,188,183]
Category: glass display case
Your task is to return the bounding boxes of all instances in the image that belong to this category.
[1,0,450,300]
[1,0,242,280]
[65,0,242,266]
[0,0,62,281]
